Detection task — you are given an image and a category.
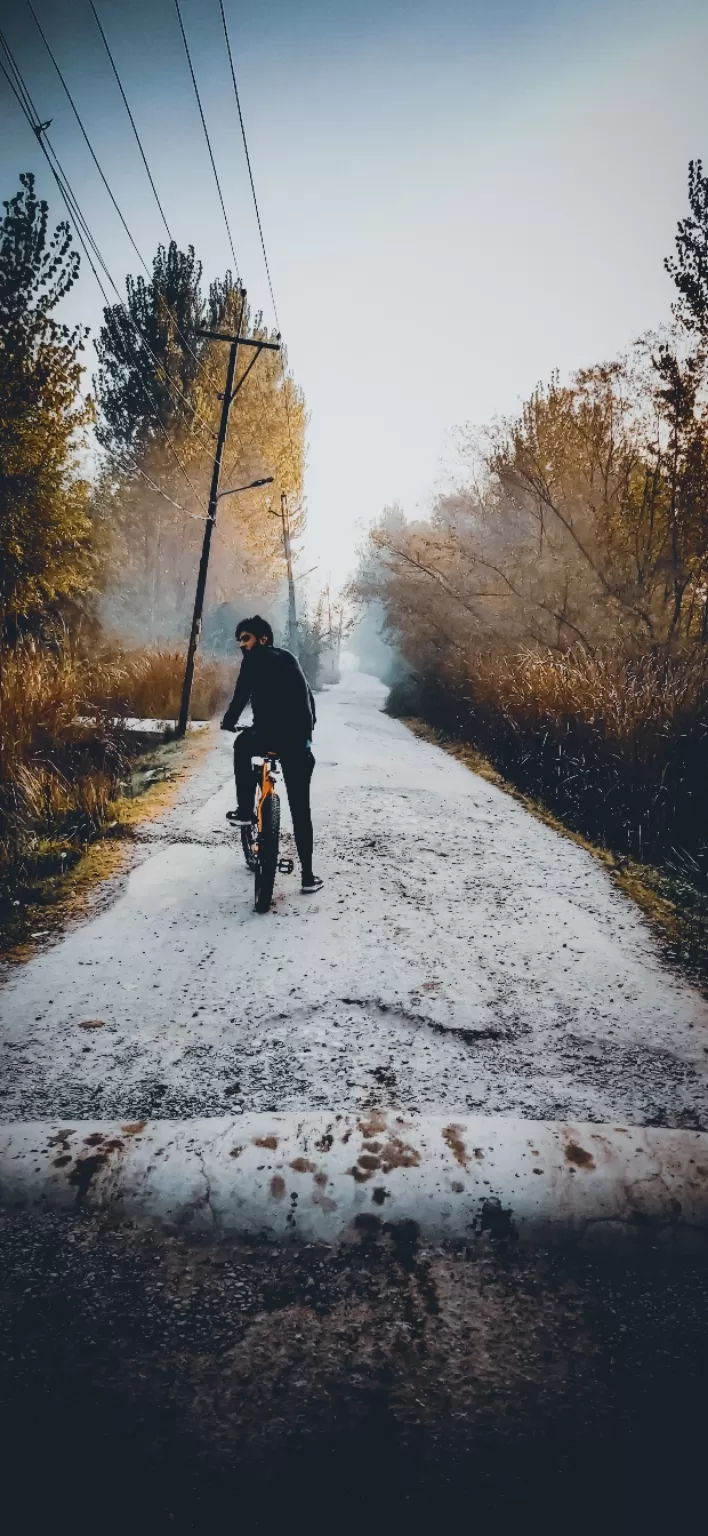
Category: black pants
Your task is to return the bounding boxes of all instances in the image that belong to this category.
[234,729,315,875]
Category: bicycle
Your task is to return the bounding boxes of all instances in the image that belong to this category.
[234,731,294,913]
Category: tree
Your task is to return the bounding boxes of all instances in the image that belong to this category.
[650,342,708,641]
[359,159,708,677]
[296,584,354,686]
[0,173,93,637]
[93,246,307,640]
[665,159,708,338]
[359,349,708,677]
[95,241,205,454]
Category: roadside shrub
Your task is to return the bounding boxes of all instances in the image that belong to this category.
[388,648,708,874]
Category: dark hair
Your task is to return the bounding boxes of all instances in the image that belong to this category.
[235,614,274,645]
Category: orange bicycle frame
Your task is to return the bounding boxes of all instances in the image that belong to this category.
[256,754,277,832]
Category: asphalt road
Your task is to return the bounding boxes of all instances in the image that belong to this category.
[2,668,708,1128]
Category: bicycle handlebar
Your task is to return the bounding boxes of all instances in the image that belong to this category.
[231,725,278,757]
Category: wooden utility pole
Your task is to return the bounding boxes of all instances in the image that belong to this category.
[176,296,281,736]
[280,491,299,657]
[177,325,240,738]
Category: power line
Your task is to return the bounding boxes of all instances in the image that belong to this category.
[3,11,289,552]
[173,0,240,280]
[0,34,116,310]
[127,461,210,522]
[0,20,48,127]
[218,0,278,329]
[26,0,151,279]
[26,2,298,515]
[87,0,173,244]
[0,29,209,512]
[215,3,301,505]
[24,0,217,443]
[1,28,275,588]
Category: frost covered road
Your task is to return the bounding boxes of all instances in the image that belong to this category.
[2,669,708,1127]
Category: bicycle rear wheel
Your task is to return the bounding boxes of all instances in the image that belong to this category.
[240,821,258,872]
[254,793,280,913]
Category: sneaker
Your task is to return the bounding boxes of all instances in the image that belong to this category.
[301,873,324,894]
[226,808,253,826]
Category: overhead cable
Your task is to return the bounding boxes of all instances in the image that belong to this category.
[218,0,278,328]
[25,0,215,437]
[0,30,208,511]
[26,0,151,278]
[215,2,300,499]
[173,0,240,280]
[87,0,174,243]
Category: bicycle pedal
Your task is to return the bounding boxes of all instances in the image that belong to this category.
[277,858,295,874]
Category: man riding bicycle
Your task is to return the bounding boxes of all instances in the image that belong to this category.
[220,615,323,894]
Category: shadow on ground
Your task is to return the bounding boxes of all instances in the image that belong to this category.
[1,1213,706,1534]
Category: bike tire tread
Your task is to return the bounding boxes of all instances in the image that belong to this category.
[255,794,280,912]
[240,822,258,871]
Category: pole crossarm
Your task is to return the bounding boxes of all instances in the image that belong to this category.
[195,329,281,350]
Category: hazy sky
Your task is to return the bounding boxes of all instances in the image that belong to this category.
[1,0,707,588]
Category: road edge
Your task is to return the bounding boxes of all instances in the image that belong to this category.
[398,713,708,995]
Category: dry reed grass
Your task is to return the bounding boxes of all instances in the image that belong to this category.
[0,640,231,905]
[1,641,124,888]
[388,647,708,874]
[94,646,231,723]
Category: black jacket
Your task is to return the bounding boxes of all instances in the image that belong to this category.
[222,646,316,747]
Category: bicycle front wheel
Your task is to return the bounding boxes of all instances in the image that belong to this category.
[254,793,280,913]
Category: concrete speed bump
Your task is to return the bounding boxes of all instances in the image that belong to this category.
[2,1110,708,1251]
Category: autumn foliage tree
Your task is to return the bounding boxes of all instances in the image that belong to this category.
[94,245,306,640]
[0,173,93,638]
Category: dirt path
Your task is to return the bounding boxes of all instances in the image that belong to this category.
[2,668,708,1126]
